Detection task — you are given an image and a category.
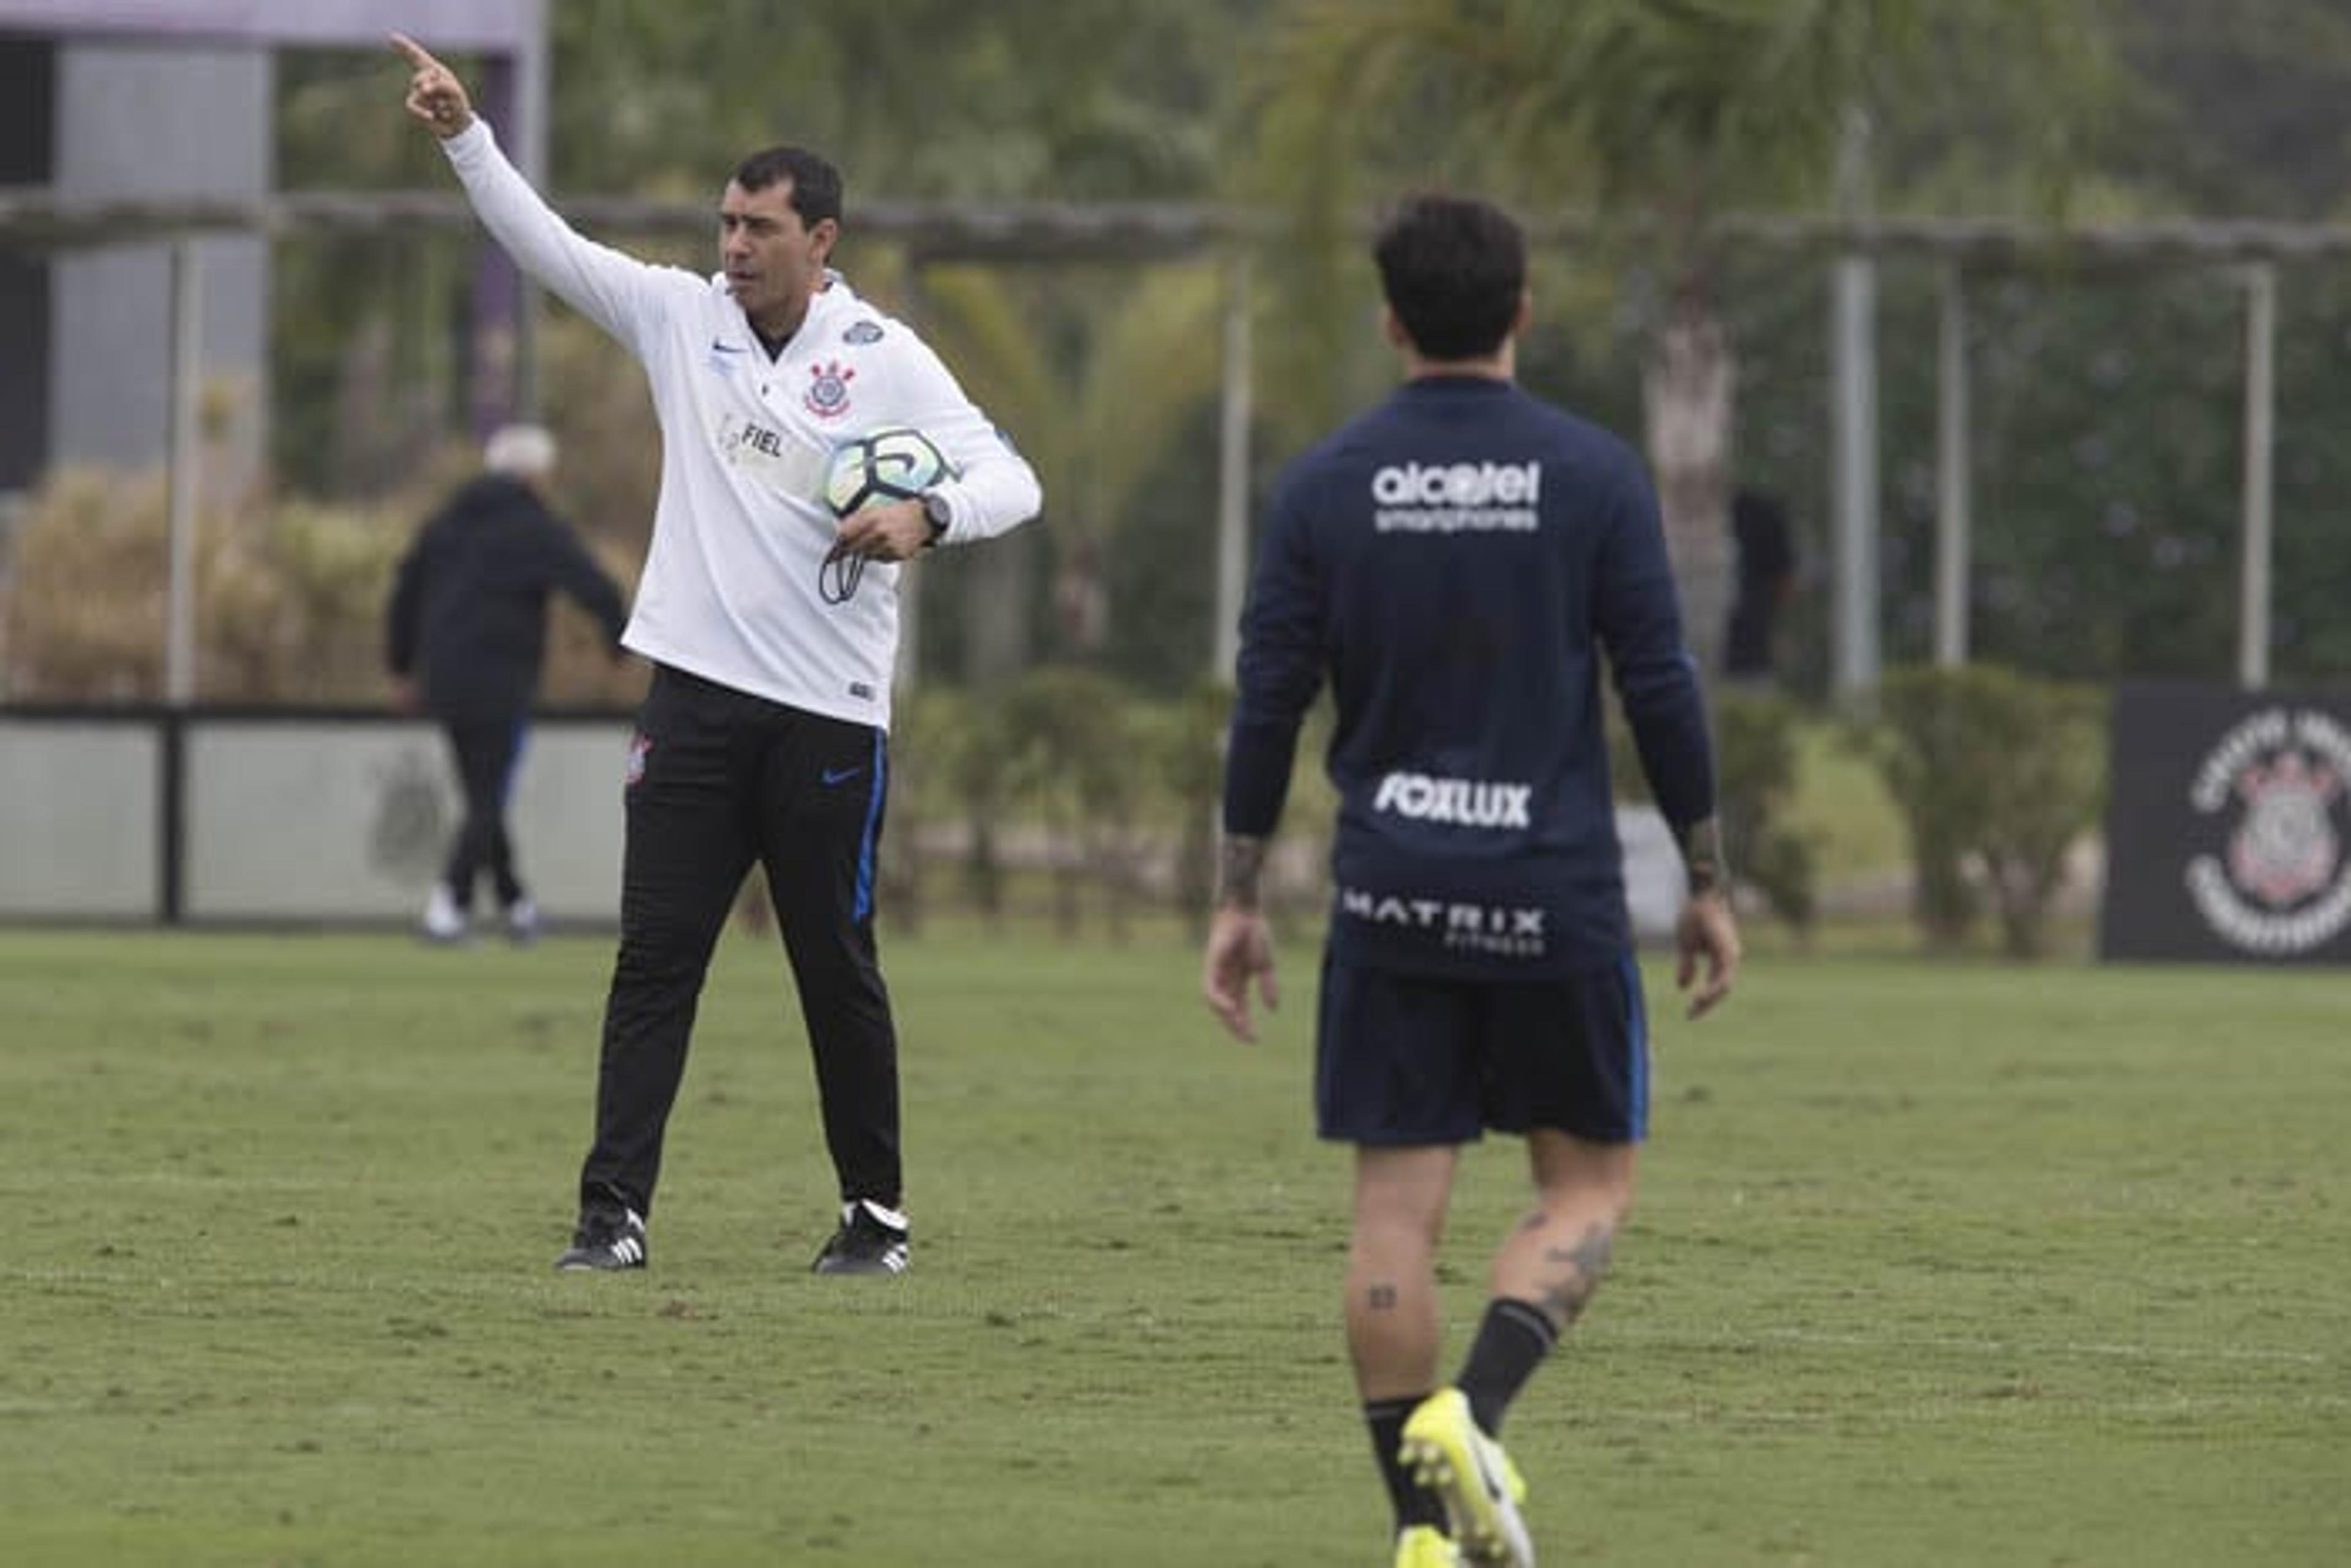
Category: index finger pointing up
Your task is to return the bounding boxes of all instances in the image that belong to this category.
[388,32,438,70]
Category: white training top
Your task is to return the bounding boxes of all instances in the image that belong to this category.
[441,121,1043,730]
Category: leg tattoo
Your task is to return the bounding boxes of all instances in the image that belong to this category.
[1534,1222,1614,1330]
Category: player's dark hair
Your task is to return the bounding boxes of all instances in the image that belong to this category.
[732,145,844,229]
[1373,193,1526,361]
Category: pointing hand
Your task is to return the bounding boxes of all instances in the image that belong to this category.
[391,32,475,140]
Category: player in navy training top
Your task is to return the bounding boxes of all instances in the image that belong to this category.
[1201,194,1740,1568]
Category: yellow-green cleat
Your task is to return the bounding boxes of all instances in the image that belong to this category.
[1393,1522,1462,1567]
[1399,1389,1532,1567]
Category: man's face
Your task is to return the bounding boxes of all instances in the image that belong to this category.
[719,178,835,336]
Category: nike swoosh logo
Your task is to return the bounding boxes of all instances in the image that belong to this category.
[710,340,748,354]
[820,765,864,786]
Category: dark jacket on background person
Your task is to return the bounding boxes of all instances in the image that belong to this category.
[386,474,628,719]
[1725,487,1796,679]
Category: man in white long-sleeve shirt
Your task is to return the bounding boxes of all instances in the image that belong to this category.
[394,34,1042,1277]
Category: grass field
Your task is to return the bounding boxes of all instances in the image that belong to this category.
[2,925,2344,1566]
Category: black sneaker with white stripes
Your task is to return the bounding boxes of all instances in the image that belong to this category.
[810,1199,910,1275]
[554,1207,647,1272]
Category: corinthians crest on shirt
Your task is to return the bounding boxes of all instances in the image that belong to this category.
[804,359,855,419]
[2184,707,2351,955]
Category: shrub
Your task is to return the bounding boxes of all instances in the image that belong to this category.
[1610,685,1819,934]
[1,460,640,707]
[1850,664,2107,958]
[888,685,1010,928]
[996,665,1155,938]
[1153,676,1233,939]
[1713,689,1820,934]
[2,468,176,699]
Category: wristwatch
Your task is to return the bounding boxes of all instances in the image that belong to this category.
[919,491,951,547]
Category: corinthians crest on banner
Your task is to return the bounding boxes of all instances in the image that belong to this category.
[2101,681,2351,962]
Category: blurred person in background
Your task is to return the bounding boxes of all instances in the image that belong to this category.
[1202,193,1739,1567]
[386,421,628,945]
[393,33,1042,1278]
[1724,486,1798,685]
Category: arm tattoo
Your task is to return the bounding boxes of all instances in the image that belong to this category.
[1365,1282,1398,1311]
[1535,1223,1615,1329]
[1216,833,1269,911]
[1676,816,1730,899]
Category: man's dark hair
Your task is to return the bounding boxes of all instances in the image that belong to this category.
[732,145,844,230]
[1373,193,1527,361]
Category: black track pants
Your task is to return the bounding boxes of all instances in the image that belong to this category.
[440,713,527,910]
[576,666,901,1220]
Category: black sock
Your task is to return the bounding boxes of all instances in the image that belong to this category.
[1457,1298,1559,1436]
[1363,1395,1445,1532]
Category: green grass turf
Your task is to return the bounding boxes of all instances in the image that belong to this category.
[0,926,2344,1566]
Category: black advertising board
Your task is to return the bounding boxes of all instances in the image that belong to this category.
[2100,680,2351,963]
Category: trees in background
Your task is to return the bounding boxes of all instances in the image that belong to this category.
[913,263,1231,683]
[260,2,1258,693]
[1242,0,2113,679]
[23,1,2351,703]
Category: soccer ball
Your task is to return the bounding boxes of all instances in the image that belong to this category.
[823,426,954,519]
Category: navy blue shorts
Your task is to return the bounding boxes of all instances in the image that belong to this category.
[1314,952,1649,1146]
